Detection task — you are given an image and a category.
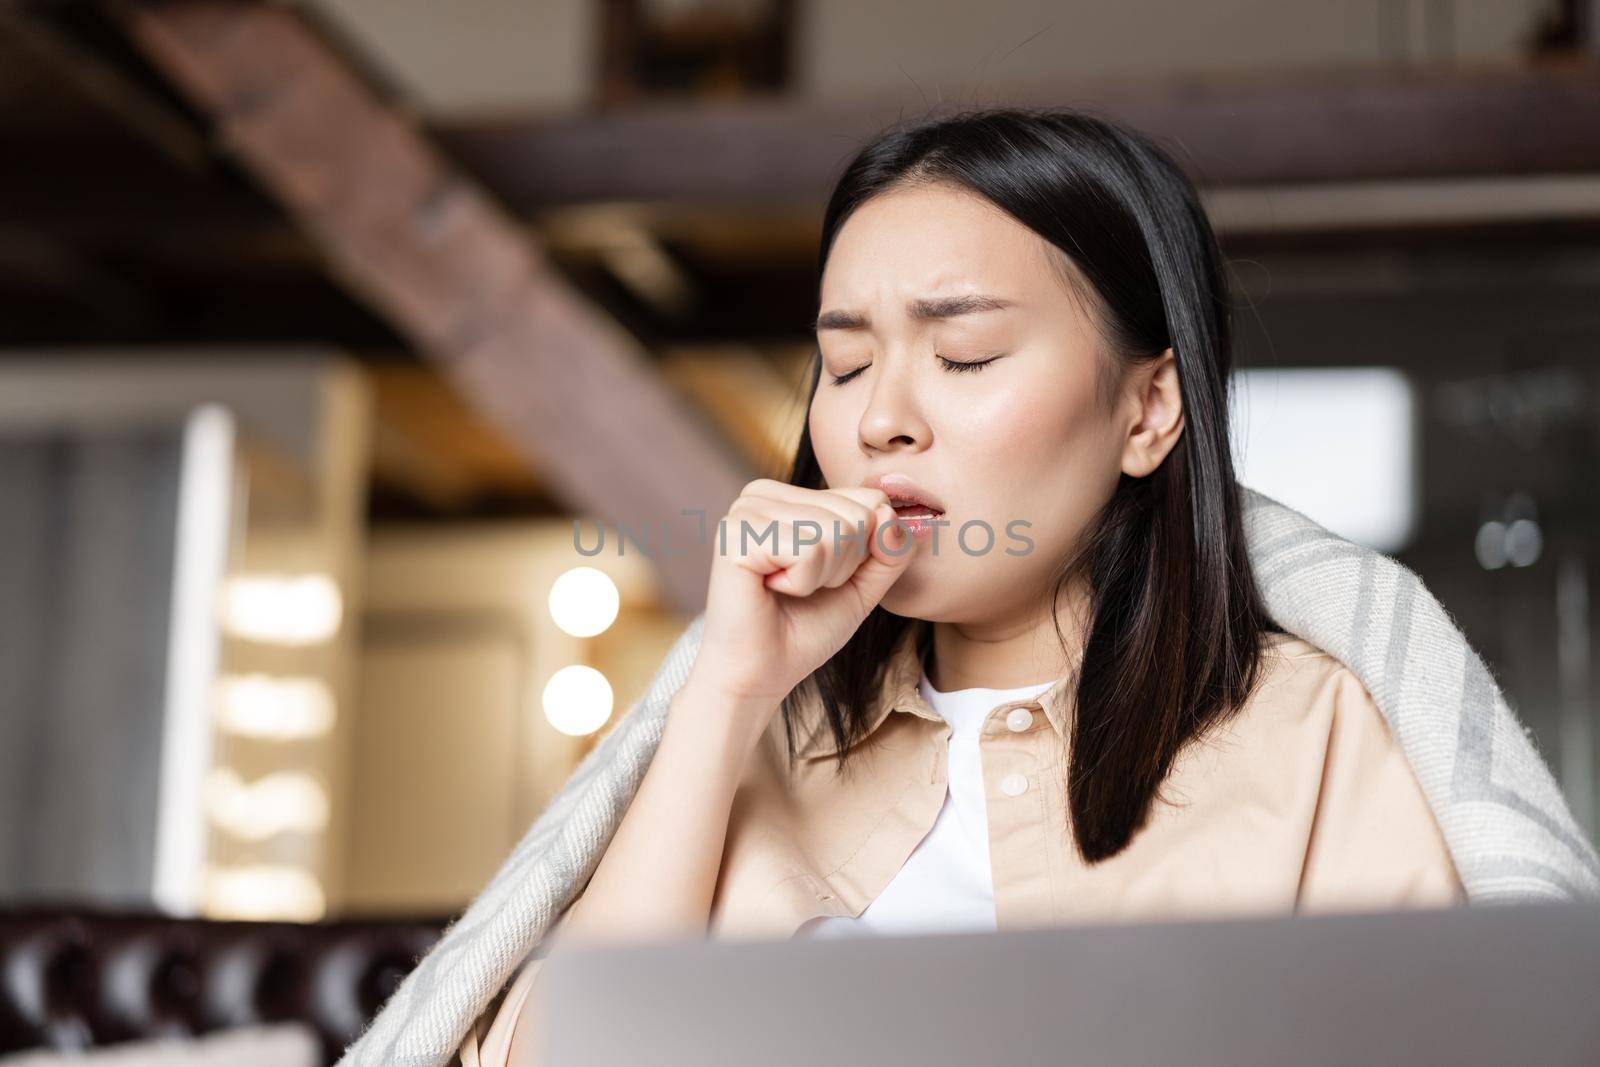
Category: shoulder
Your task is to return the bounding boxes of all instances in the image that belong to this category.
[1230,631,1417,744]
[1232,632,1466,910]
[1246,635,1407,799]
[1195,632,1383,762]
[1217,632,1420,810]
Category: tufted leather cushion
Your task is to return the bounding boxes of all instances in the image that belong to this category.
[0,907,446,1066]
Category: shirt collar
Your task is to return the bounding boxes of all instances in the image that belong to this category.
[793,618,1077,760]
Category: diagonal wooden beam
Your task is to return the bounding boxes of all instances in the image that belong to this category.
[117,0,751,611]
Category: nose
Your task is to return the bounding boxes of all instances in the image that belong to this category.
[857,358,931,455]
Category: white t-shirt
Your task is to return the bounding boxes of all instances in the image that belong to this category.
[795,669,1057,939]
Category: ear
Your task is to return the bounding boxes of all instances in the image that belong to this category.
[1119,348,1186,478]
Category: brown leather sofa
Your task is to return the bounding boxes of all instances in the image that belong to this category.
[0,906,447,1065]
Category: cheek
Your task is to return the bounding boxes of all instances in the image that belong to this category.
[940,372,1112,530]
[807,395,854,481]
[949,372,1091,468]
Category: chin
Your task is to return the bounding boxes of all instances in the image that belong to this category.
[877,566,962,622]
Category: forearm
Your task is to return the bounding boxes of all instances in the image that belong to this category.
[545,672,775,949]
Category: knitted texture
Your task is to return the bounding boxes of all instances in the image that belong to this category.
[337,486,1600,1066]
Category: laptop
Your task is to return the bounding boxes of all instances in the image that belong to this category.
[528,902,1600,1066]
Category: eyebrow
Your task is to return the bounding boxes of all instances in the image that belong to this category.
[812,294,1016,332]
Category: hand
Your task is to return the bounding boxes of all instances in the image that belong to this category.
[690,479,915,710]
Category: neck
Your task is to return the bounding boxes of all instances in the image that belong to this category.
[925,577,1091,692]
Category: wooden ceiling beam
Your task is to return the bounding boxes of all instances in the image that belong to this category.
[10,54,1600,237]
[434,63,1600,208]
[117,0,752,611]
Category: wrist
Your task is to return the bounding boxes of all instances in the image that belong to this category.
[672,669,784,752]
[682,662,790,711]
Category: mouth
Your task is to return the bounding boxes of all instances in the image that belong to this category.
[861,473,946,538]
[888,505,944,540]
[886,497,943,520]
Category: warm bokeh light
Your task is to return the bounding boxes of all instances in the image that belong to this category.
[204,767,330,841]
[214,674,336,739]
[205,864,326,921]
[220,572,343,645]
[548,565,621,637]
[542,664,614,736]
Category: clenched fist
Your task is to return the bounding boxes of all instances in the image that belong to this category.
[689,479,916,708]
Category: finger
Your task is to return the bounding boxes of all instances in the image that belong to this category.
[760,502,854,596]
[742,481,884,552]
[726,498,839,592]
[817,500,895,588]
[731,484,894,593]
[722,499,799,575]
[819,486,894,515]
[845,511,916,610]
[749,485,892,578]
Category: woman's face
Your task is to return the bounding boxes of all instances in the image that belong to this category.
[810,181,1178,624]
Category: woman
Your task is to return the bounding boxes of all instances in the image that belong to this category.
[458,106,1463,1065]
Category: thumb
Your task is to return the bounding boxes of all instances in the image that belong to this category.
[847,505,916,607]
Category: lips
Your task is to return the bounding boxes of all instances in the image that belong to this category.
[861,472,946,517]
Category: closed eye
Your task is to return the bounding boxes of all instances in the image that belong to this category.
[827,352,1004,385]
[938,353,1004,373]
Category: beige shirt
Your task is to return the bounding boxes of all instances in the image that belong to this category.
[459,623,1466,1065]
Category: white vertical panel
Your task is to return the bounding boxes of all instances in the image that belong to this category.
[152,405,236,916]
[1229,367,1417,552]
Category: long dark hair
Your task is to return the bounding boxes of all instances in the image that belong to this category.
[780,106,1281,864]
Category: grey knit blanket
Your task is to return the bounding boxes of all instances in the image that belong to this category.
[338,486,1600,1066]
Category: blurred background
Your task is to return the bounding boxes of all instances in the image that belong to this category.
[1,0,1599,1060]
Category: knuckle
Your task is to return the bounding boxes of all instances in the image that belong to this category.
[837,486,888,508]
[741,477,779,497]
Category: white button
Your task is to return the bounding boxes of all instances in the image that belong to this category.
[1006,707,1033,732]
[1000,773,1028,797]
